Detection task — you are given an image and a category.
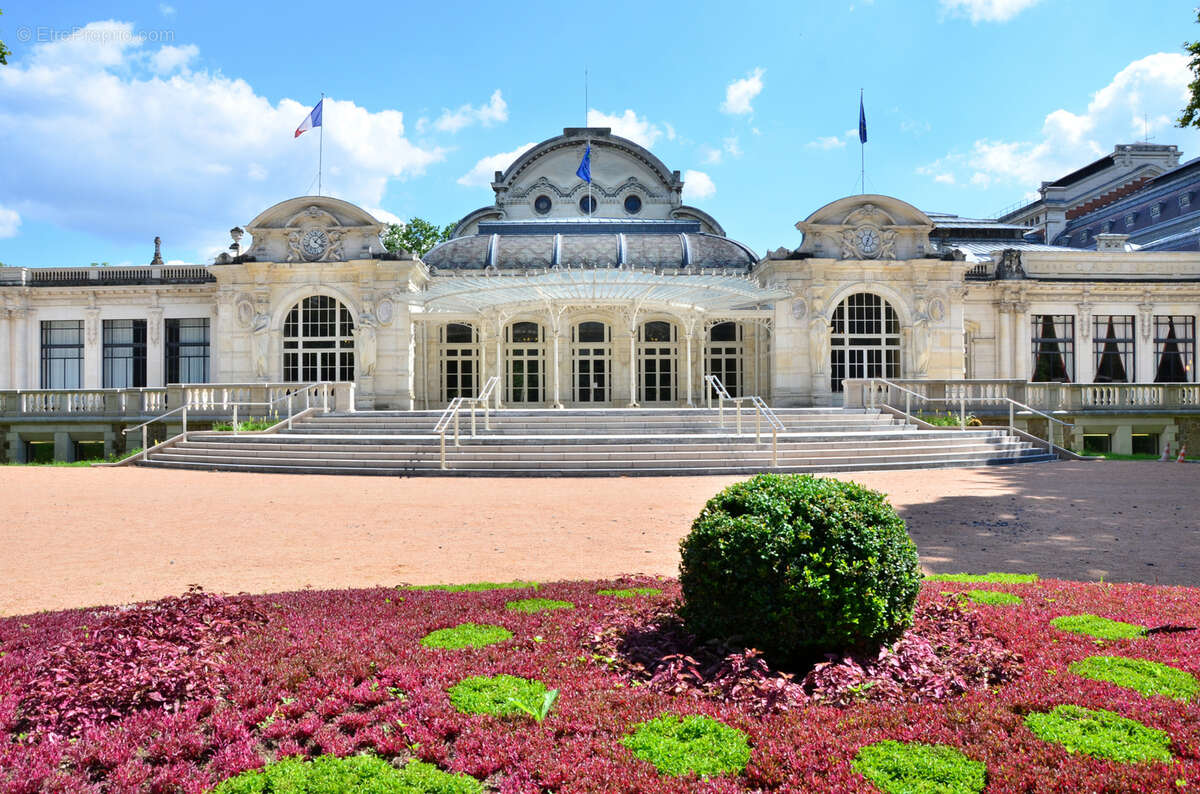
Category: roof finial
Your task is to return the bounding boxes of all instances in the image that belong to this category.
[150,236,163,265]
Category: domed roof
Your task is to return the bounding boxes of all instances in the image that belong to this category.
[423,219,758,272]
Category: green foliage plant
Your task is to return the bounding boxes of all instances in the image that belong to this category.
[1024,705,1173,764]
[1051,614,1146,640]
[382,218,454,257]
[1069,655,1199,701]
[210,755,483,793]
[505,598,573,614]
[925,572,1038,584]
[403,581,537,593]
[598,587,662,598]
[1180,10,1200,128]
[447,674,554,721]
[851,740,987,793]
[621,714,751,777]
[964,590,1023,606]
[420,623,513,650]
[678,474,921,667]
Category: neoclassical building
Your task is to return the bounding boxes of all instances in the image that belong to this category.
[2,127,1199,459]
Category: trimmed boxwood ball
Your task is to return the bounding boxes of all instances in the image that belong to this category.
[679,474,921,667]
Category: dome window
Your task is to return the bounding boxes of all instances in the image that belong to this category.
[624,194,642,214]
[534,195,552,215]
[579,195,597,215]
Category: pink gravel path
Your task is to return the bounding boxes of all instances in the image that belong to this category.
[1,461,1195,616]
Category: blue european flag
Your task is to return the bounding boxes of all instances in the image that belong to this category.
[576,144,591,183]
[858,95,867,144]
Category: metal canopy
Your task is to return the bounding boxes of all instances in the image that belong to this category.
[404,269,790,314]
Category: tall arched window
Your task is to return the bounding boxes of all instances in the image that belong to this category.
[830,293,900,392]
[705,321,744,398]
[505,321,545,404]
[638,320,678,403]
[572,321,611,403]
[440,323,478,401]
[282,295,355,382]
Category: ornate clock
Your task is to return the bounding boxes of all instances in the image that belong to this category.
[301,228,329,260]
[855,225,881,258]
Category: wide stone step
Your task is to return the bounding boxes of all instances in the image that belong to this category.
[161,440,1030,464]
[140,449,1056,477]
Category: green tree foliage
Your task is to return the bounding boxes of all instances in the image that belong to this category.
[1180,11,1200,127]
[382,217,454,257]
[0,10,10,66]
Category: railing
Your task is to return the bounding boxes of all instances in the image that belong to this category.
[703,374,785,466]
[855,378,1073,458]
[0,382,357,419]
[435,376,500,470]
[120,382,337,464]
[848,379,1200,413]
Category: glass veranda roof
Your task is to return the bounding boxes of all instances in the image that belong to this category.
[405,269,790,314]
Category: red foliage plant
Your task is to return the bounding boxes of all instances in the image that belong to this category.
[0,577,1198,793]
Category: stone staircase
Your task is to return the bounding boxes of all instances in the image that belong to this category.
[135,407,1057,476]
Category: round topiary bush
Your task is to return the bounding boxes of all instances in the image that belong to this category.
[678,474,921,667]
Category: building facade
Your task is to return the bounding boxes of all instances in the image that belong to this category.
[2,127,1199,460]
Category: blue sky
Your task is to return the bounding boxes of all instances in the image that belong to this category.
[1,0,1198,267]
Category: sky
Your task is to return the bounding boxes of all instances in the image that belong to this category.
[1,0,1199,268]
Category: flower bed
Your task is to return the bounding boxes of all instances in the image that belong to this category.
[1,576,1199,792]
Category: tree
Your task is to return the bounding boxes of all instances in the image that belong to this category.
[1179,10,1200,127]
[382,217,454,257]
[0,10,10,66]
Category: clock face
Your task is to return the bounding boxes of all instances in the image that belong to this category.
[301,228,329,259]
[856,226,881,256]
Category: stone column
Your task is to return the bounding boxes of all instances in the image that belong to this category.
[998,305,1012,379]
[477,320,487,400]
[12,309,29,389]
[1011,302,1029,382]
[84,308,101,388]
[494,317,504,409]
[627,324,638,407]
[0,309,10,390]
[146,307,164,387]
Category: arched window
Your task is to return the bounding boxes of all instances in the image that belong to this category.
[638,320,678,403]
[572,321,611,403]
[282,295,355,382]
[705,321,744,398]
[829,293,900,392]
[440,323,478,400]
[505,321,545,404]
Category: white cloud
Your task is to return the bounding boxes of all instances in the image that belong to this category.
[664,122,677,141]
[433,89,508,134]
[920,53,1198,192]
[806,136,846,150]
[723,136,743,158]
[586,108,664,149]
[900,119,932,135]
[934,173,956,185]
[0,21,445,260]
[159,3,176,15]
[150,44,198,73]
[364,206,404,226]
[0,206,21,238]
[939,0,1041,23]
[721,67,764,116]
[457,142,537,188]
[700,145,722,165]
[682,170,715,201]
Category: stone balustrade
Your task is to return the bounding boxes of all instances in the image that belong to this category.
[843,378,1200,413]
[0,382,357,420]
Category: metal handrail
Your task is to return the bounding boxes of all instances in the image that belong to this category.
[864,377,1073,457]
[122,383,330,462]
[436,376,500,470]
[704,375,783,466]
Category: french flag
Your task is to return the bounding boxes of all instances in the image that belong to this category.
[294,98,323,138]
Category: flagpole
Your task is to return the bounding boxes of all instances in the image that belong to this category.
[585,69,592,216]
[859,88,865,195]
[318,92,325,196]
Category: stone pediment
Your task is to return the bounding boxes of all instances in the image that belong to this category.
[794,194,935,261]
[241,196,387,263]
